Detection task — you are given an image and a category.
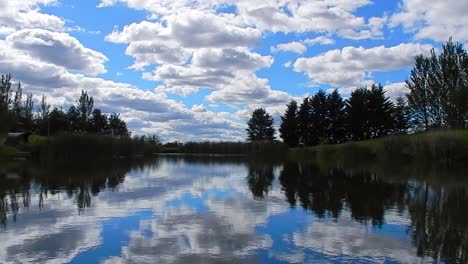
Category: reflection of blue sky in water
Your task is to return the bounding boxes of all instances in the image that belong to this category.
[0,159,439,264]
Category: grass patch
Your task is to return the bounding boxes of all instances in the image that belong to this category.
[290,129,468,168]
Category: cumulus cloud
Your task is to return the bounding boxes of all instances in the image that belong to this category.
[271,42,307,54]
[7,29,108,76]
[294,43,433,88]
[0,0,64,31]
[390,0,468,42]
[0,38,247,141]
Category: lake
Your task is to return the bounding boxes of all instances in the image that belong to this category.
[0,155,467,263]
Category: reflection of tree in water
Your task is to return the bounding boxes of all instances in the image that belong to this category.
[280,162,406,225]
[408,183,468,264]
[279,162,468,263]
[0,159,155,225]
[247,162,275,199]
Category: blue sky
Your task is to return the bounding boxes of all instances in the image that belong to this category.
[0,0,466,141]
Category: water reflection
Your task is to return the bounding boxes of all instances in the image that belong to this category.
[0,156,466,263]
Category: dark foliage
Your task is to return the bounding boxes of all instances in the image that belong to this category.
[279,100,299,147]
[246,108,275,142]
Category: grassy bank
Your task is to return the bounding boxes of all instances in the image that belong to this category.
[30,134,161,164]
[290,130,468,168]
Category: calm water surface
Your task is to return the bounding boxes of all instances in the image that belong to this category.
[0,156,467,263]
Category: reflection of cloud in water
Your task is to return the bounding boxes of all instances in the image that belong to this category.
[292,212,434,263]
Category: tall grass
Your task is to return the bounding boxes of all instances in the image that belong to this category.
[176,141,288,156]
[290,130,468,168]
[30,133,161,164]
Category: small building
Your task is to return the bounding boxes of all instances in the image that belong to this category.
[3,132,31,147]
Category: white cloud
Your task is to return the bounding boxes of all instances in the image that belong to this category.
[294,43,433,88]
[384,82,409,100]
[303,36,336,46]
[390,0,468,42]
[7,29,108,76]
[0,0,64,31]
[271,42,307,54]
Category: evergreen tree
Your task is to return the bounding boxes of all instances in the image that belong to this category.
[279,100,299,147]
[298,97,313,146]
[345,88,369,141]
[310,90,329,145]
[393,96,410,135]
[246,108,275,142]
[367,84,394,138]
[326,90,346,144]
[67,106,81,132]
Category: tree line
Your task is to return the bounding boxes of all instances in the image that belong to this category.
[0,74,129,137]
[246,38,467,147]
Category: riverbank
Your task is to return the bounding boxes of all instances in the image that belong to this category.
[290,129,468,168]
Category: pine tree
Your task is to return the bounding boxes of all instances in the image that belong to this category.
[298,97,313,146]
[246,108,275,142]
[310,90,329,145]
[279,100,299,147]
[367,84,394,138]
[345,88,369,141]
[393,96,410,134]
[326,89,346,144]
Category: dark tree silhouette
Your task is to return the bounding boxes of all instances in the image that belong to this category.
[345,87,369,141]
[279,100,299,147]
[366,84,394,138]
[246,108,275,142]
[326,89,346,143]
[393,96,410,134]
[310,90,329,145]
[298,97,313,146]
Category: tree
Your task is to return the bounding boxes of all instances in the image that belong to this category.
[0,74,13,134]
[393,96,410,135]
[406,55,431,131]
[366,84,394,138]
[90,109,109,135]
[407,38,468,130]
[76,91,94,131]
[326,90,346,144]
[309,90,329,145]
[298,97,313,146]
[48,107,69,135]
[246,108,275,142]
[108,113,129,137]
[279,100,299,147]
[346,88,369,141]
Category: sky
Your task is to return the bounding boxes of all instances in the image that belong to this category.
[0,0,467,142]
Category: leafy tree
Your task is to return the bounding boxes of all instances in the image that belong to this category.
[0,74,13,134]
[279,100,299,147]
[76,91,94,131]
[246,108,275,142]
[326,90,346,144]
[407,38,468,130]
[108,113,129,137]
[406,55,431,131]
[67,106,81,132]
[48,107,69,135]
[90,109,109,135]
